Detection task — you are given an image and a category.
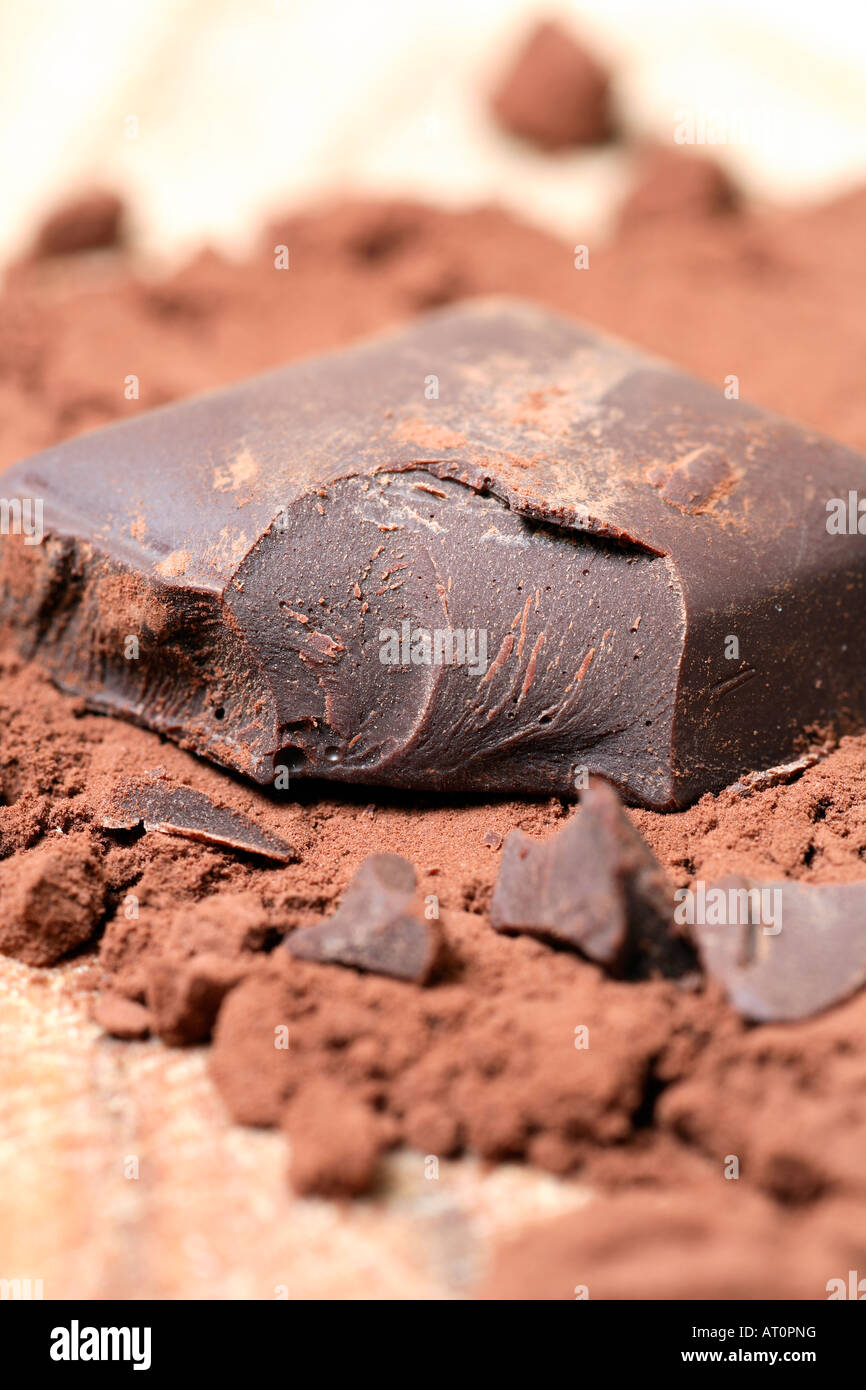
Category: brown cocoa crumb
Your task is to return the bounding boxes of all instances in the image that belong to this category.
[283,1078,384,1198]
[93,993,152,1040]
[0,832,105,965]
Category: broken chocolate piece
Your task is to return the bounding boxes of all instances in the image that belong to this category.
[730,747,828,797]
[2,300,866,809]
[695,877,866,1021]
[287,853,440,983]
[489,780,681,974]
[490,21,612,150]
[95,773,293,862]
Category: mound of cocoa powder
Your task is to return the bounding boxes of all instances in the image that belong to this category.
[3,166,866,1298]
[478,1187,866,1300]
[0,830,105,965]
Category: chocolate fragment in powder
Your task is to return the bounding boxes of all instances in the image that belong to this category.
[729,748,827,796]
[489,779,686,975]
[95,772,294,862]
[695,877,866,1022]
[2,300,866,810]
[490,21,612,150]
[287,853,441,983]
[0,832,105,965]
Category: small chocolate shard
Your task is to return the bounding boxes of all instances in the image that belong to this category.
[731,747,828,797]
[490,781,687,976]
[93,993,152,1040]
[695,876,866,1021]
[287,853,441,983]
[95,773,294,863]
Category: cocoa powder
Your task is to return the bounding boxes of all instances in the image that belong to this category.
[3,171,866,1296]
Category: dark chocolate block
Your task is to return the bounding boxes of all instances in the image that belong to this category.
[1,299,865,807]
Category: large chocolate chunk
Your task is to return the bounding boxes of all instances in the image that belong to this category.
[1,300,865,808]
[694,876,866,1021]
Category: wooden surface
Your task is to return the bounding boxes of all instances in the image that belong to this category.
[0,952,591,1300]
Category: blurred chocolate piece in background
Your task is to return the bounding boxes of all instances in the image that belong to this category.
[491,20,613,150]
[620,146,738,232]
[29,189,125,259]
[696,877,866,1022]
[490,780,687,977]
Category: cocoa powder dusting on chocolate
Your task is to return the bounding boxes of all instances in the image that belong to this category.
[4,179,866,1297]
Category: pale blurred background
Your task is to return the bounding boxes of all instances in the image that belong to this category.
[1,0,866,264]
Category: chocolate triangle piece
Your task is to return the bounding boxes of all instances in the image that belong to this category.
[96,773,294,863]
[490,780,686,976]
[287,853,440,983]
[695,876,866,1021]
